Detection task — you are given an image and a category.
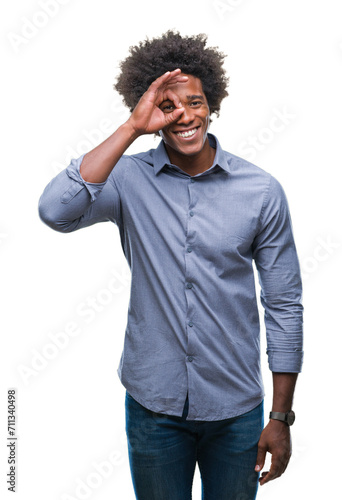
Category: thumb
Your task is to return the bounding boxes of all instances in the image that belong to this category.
[255,443,267,472]
[165,106,185,125]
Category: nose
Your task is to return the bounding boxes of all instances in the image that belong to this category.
[176,106,195,125]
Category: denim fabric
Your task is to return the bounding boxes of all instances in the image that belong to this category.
[125,391,264,500]
[39,133,303,421]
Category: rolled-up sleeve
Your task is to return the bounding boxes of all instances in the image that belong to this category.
[252,175,304,373]
[38,154,122,233]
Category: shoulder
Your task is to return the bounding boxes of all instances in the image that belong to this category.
[216,139,289,217]
[219,142,285,198]
[226,149,271,180]
[213,134,270,182]
[107,146,157,187]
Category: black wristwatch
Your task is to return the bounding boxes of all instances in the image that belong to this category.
[269,410,295,426]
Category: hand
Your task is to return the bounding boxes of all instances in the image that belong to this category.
[126,69,188,136]
[255,419,292,485]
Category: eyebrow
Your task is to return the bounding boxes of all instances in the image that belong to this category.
[186,95,204,101]
[160,94,205,105]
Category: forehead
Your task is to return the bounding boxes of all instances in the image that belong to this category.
[167,73,207,101]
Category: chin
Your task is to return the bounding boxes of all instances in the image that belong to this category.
[165,132,208,157]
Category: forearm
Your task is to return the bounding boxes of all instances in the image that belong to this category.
[271,372,298,412]
[255,372,297,484]
[80,120,140,183]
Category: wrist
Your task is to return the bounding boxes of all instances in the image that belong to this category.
[269,410,295,426]
[124,118,143,141]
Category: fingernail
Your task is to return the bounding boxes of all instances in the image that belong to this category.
[255,465,260,471]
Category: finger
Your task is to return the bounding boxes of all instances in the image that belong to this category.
[165,75,188,86]
[163,106,185,126]
[165,68,187,80]
[255,445,267,474]
[149,70,180,90]
[149,70,188,93]
[161,89,184,109]
[258,456,284,486]
[165,71,188,84]
[165,68,182,79]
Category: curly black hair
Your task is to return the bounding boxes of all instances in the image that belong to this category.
[114,30,229,117]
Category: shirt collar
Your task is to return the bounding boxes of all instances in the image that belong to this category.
[153,133,231,176]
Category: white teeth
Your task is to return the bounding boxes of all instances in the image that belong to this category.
[176,128,197,138]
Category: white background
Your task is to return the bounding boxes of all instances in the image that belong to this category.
[1,0,341,498]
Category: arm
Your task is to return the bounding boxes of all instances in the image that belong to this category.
[79,69,187,183]
[252,176,303,485]
[255,372,298,485]
[39,70,188,230]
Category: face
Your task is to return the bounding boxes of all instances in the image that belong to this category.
[159,74,211,158]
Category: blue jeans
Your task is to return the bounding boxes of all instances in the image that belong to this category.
[125,391,264,500]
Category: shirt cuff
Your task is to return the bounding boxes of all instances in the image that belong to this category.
[66,154,107,202]
[267,350,304,373]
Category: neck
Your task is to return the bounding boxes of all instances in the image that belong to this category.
[164,137,216,176]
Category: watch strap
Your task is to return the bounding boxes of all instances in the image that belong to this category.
[269,410,295,426]
[269,411,287,421]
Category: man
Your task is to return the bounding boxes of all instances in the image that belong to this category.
[39,31,303,500]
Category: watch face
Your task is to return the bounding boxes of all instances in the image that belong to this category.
[287,411,295,426]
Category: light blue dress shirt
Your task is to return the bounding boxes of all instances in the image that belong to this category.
[39,133,303,421]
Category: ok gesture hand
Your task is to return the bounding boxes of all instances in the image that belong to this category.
[127,69,188,136]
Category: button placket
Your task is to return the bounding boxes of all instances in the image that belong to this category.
[185,176,197,366]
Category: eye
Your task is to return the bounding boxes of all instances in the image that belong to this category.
[190,101,202,107]
[161,103,175,113]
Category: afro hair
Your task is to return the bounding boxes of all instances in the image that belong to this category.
[114,30,229,117]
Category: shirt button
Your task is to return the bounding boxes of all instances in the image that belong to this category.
[189,211,194,217]
[188,321,194,327]
[190,178,195,183]
[187,356,194,362]
[187,247,193,253]
[186,282,193,289]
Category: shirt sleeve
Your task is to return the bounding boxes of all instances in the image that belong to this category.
[38,154,123,232]
[252,175,304,373]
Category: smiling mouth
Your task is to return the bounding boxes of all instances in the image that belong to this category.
[174,127,199,138]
